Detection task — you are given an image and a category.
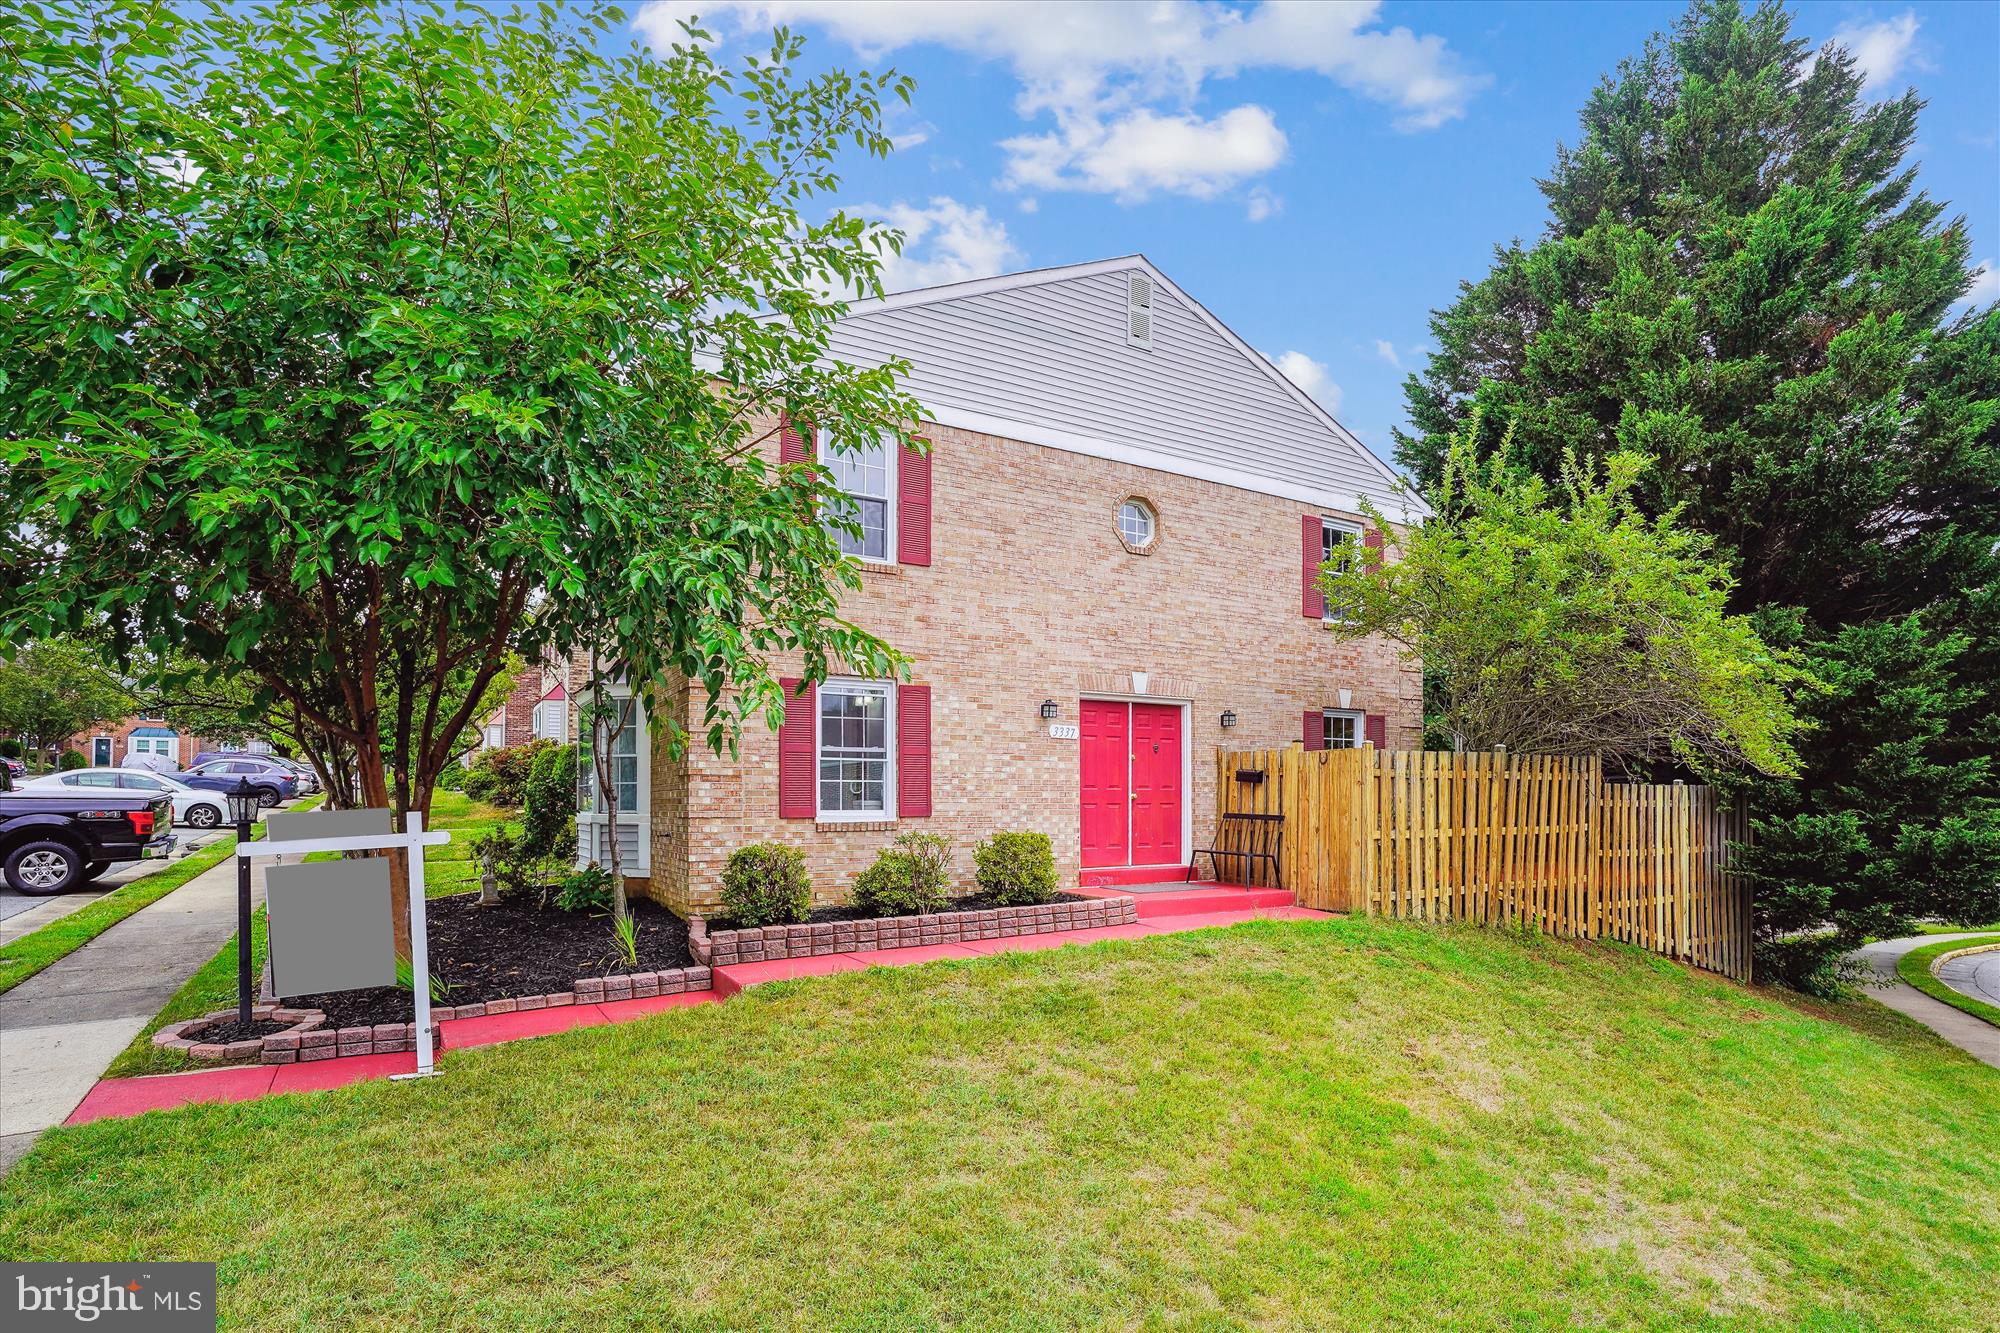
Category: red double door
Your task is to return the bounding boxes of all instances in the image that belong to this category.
[1079,700,1184,869]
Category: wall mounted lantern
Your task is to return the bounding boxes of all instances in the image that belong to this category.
[1040,699,1060,720]
[1220,710,1238,729]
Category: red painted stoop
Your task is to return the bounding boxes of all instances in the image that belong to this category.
[1071,883,1294,919]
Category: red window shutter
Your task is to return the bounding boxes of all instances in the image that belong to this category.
[1303,710,1324,751]
[1301,515,1324,619]
[897,684,932,817]
[1365,713,1387,749]
[898,441,932,567]
[1363,527,1385,570]
[778,677,815,818]
[779,414,809,465]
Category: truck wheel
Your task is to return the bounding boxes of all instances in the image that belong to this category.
[5,840,84,895]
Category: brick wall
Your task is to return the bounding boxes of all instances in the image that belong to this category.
[63,716,237,769]
[642,417,1421,917]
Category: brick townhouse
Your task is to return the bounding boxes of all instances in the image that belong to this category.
[579,256,1426,917]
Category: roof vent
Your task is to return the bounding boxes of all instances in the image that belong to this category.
[1126,271,1153,350]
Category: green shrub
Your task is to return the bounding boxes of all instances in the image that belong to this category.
[0,738,20,759]
[719,843,812,927]
[554,865,613,913]
[974,831,1058,906]
[518,745,579,860]
[58,749,87,771]
[852,832,952,918]
[461,738,556,809]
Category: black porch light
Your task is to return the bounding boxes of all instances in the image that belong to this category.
[1040,699,1059,720]
[1220,710,1238,729]
[224,777,261,828]
[227,777,259,1024]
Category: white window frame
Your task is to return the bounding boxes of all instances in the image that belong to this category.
[1118,499,1155,547]
[815,678,896,822]
[1321,517,1363,623]
[483,722,505,750]
[818,427,897,565]
[574,686,651,874]
[532,701,561,741]
[1322,709,1364,750]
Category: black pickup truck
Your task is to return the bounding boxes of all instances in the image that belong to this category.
[0,764,176,894]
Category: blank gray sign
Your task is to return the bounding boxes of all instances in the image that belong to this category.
[266,858,398,997]
[264,806,394,842]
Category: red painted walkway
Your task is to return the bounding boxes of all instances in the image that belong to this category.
[65,899,1328,1127]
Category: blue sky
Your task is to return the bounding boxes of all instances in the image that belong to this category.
[631,2,2000,468]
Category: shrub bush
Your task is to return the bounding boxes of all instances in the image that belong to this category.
[719,843,812,927]
[518,744,579,860]
[461,738,556,808]
[554,865,613,913]
[974,831,1058,906]
[852,832,952,918]
[0,738,20,759]
[58,749,87,771]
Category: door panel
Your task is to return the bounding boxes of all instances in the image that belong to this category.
[1078,700,1129,868]
[1129,703,1183,866]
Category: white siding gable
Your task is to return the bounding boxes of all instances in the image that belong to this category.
[824,256,1424,521]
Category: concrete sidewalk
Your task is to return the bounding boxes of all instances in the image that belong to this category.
[1850,933,2000,1071]
[0,854,269,1170]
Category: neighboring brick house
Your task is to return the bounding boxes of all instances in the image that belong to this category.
[64,713,244,770]
[470,660,570,759]
[586,256,1426,917]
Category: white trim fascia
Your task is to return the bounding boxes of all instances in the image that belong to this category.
[837,255,1149,320]
[925,405,1425,526]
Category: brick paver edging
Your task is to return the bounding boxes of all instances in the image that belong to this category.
[151,965,714,1065]
[688,895,1141,966]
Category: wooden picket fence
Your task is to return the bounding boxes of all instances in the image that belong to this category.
[1212,746,1752,981]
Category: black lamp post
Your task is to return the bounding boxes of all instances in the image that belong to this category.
[1220,710,1237,729]
[1040,699,1059,720]
[225,778,260,1025]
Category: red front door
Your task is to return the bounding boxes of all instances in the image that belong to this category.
[1079,700,1129,868]
[1078,700,1183,869]
[1129,703,1183,866]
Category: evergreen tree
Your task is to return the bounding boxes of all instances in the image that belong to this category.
[1397,0,2000,989]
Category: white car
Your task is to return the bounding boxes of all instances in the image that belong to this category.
[17,768,242,830]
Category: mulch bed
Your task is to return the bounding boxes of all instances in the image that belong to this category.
[282,892,692,1028]
[184,1017,295,1044]
[702,891,1091,933]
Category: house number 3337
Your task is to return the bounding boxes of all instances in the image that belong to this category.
[1047,723,1080,740]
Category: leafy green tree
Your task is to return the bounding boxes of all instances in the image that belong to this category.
[0,639,135,767]
[1,1,920,946]
[1323,424,1803,778]
[1395,0,1999,988]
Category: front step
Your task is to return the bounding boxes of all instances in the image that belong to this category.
[1072,884,1294,918]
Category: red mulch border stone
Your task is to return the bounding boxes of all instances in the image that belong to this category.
[688,896,1139,967]
[154,966,714,1066]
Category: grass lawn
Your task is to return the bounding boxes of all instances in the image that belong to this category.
[0,835,239,994]
[5,916,1996,1329]
[1896,933,2000,1027]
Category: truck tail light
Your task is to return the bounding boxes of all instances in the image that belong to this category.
[128,809,155,838]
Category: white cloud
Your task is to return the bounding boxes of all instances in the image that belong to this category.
[1829,12,1921,95]
[1016,197,1039,214]
[863,196,1023,293]
[1373,338,1400,367]
[1960,259,2000,309]
[1245,187,1281,222]
[1273,350,1341,414]
[1003,104,1286,202]
[645,2,1487,204]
